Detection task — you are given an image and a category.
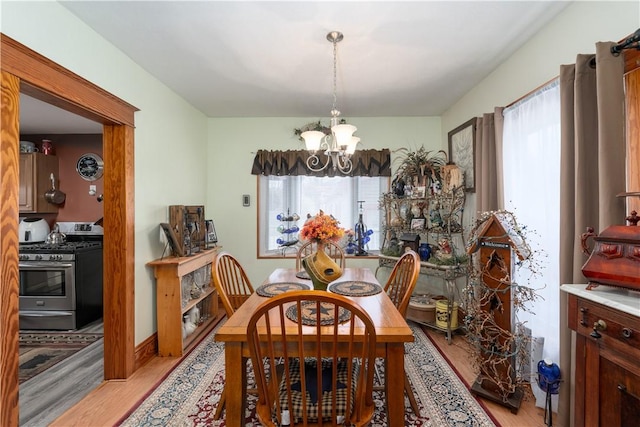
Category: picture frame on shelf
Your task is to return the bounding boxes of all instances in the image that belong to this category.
[448,117,477,193]
[410,218,426,231]
[160,222,184,257]
[205,220,218,247]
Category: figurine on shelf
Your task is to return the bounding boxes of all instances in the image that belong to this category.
[435,237,453,262]
[625,210,639,226]
[393,177,405,197]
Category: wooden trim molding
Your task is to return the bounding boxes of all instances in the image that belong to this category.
[624,46,640,215]
[0,70,22,427]
[134,333,159,371]
[1,32,138,420]
[1,34,136,127]
[625,68,640,215]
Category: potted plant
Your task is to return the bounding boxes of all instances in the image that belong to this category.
[393,146,448,189]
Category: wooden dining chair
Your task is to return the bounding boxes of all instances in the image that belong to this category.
[377,249,421,415]
[211,251,255,420]
[213,251,255,319]
[246,290,377,427]
[295,240,346,271]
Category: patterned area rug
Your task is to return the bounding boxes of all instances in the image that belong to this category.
[19,332,103,384]
[118,323,496,426]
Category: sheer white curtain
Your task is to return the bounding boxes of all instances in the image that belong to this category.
[502,79,560,407]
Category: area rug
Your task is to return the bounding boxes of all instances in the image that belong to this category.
[19,332,103,384]
[118,323,495,426]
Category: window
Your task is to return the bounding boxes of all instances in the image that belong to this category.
[258,175,389,257]
[502,78,560,406]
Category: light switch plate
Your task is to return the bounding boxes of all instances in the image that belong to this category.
[242,194,250,207]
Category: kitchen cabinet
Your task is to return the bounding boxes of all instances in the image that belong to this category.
[148,248,221,357]
[19,153,59,213]
[565,286,640,426]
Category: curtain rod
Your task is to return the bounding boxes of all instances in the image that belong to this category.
[504,76,559,109]
[611,28,640,55]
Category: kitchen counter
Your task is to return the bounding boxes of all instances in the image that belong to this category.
[560,283,640,318]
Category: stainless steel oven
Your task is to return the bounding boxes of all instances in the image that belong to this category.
[19,257,76,311]
[19,239,103,330]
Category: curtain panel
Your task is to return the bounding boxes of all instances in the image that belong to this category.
[475,107,505,213]
[558,41,625,427]
[251,149,391,177]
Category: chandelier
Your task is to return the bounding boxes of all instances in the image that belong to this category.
[301,31,359,174]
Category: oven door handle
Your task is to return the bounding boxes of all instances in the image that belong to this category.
[19,262,74,269]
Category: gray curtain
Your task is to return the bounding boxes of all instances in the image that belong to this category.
[558,41,626,427]
[475,107,505,213]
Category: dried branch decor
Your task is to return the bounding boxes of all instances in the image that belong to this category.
[463,210,544,408]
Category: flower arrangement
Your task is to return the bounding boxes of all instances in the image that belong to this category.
[300,210,345,244]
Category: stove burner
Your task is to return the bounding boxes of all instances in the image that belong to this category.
[19,241,102,253]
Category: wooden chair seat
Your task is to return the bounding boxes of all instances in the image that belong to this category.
[281,358,358,424]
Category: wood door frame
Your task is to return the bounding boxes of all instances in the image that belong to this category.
[624,47,640,215]
[1,34,137,426]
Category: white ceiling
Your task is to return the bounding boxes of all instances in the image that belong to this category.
[20,1,570,133]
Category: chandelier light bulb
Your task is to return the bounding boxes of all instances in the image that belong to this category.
[301,130,325,152]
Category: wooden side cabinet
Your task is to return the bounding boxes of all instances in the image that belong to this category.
[19,153,59,213]
[567,292,640,426]
[148,248,220,357]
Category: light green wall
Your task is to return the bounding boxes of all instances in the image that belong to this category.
[206,117,442,286]
[442,0,639,183]
[2,1,209,344]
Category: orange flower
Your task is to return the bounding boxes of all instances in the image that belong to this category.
[300,210,345,243]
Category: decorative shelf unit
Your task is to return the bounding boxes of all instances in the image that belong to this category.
[377,255,468,342]
[378,186,468,342]
[148,247,221,356]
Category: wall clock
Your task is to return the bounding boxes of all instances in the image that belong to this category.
[76,153,104,181]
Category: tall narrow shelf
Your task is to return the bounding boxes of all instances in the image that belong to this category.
[148,248,221,356]
[378,186,468,342]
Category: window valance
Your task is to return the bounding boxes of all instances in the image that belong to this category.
[251,149,391,177]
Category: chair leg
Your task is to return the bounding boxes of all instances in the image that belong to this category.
[404,371,420,415]
[373,360,384,390]
[213,387,226,420]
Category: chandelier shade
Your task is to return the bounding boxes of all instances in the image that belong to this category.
[300,31,360,174]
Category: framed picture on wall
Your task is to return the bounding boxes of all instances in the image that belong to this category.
[448,117,477,193]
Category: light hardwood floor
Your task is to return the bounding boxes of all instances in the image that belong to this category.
[51,323,553,426]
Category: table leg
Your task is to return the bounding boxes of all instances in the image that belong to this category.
[223,342,246,427]
[386,343,406,426]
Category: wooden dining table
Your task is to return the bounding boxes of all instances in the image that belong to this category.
[215,267,414,426]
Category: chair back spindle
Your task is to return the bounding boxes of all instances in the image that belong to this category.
[384,250,421,317]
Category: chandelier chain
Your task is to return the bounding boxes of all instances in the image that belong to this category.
[332,37,338,113]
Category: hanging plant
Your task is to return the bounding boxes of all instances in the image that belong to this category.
[393,146,448,188]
